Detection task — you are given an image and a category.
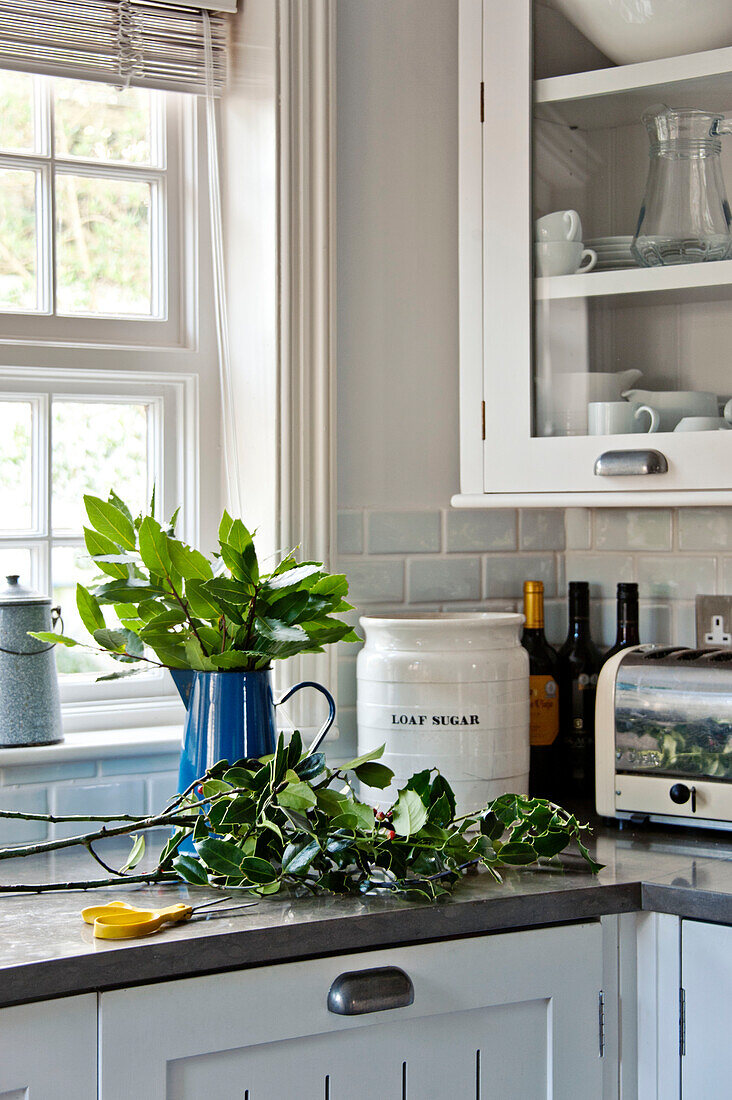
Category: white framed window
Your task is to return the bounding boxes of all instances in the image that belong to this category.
[0,70,191,348]
[0,69,220,732]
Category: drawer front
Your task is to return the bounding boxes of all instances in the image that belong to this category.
[100,921,603,1100]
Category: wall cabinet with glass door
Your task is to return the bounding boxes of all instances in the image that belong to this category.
[456,0,732,507]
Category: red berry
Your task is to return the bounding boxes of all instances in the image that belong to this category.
[196,785,203,795]
[387,829,396,840]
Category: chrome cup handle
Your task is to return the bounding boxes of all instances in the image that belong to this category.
[276,681,337,756]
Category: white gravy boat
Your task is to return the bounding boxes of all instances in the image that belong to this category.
[622,389,718,432]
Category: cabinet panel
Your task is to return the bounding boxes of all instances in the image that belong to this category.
[0,994,97,1100]
[100,922,603,1100]
[682,919,732,1098]
[166,999,549,1099]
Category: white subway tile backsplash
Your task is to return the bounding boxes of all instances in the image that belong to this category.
[637,555,716,600]
[339,559,405,602]
[446,509,516,552]
[484,555,556,599]
[519,509,565,551]
[595,509,672,552]
[675,602,698,647]
[337,511,364,555]
[639,602,674,645]
[565,508,591,550]
[543,599,567,646]
[0,761,95,786]
[148,773,178,814]
[591,600,617,650]
[337,656,358,709]
[409,557,481,602]
[678,508,732,551]
[0,787,48,845]
[367,511,440,554]
[100,754,180,776]
[53,780,146,840]
[564,552,634,599]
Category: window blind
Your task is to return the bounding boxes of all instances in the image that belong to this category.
[0,0,229,94]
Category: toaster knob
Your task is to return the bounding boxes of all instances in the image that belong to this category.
[669,783,691,805]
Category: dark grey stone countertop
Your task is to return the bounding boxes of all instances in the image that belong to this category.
[1,820,732,1009]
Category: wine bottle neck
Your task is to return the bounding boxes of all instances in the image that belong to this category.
[616,593,639,645]
[523,581,546,630]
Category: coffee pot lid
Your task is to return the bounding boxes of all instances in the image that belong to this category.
[0,575,51,606]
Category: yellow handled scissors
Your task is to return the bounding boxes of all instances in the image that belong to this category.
[81,896,257,940]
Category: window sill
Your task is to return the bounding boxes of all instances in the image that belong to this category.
[0,726,182,770]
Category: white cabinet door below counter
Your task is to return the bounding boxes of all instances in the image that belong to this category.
[682,919,732,1098]
[99,922,603,1100]
[0,994,97,1100]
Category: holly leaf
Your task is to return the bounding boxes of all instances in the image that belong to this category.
[277,780,317,811]
[496,841,538,865]
[172,853,210,885]
[120,834,145,873]
[282,838,320,875]
[353,762,394,789]
[391,789,428,838]
[240,856,278,885]
[195,837,246,877]
[340,745,385,771]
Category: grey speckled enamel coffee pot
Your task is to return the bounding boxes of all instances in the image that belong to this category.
[0,575,63,747]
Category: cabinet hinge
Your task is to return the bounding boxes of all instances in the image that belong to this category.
[480,81,484,123]
[481,400,486,440]
[598,990,605,1058]
[679,987,686,1056]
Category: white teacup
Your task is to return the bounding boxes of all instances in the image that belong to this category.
[588,401,660,435]
[674,416,732,432]
[535,241,597,277]
[535,210,582,242]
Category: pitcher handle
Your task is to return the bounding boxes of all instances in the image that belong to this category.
[277,680,337,756]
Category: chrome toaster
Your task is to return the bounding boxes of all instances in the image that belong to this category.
[596,645,732,831]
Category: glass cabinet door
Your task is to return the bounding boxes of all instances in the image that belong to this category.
[530,2,732,490]
[465,0,732,500]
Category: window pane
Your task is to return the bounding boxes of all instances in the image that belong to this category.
[55,174,152,316]
[0,548,32,588]
[52,401,149,534]
[54,79,154,166]
[0,401,33,531]
[52,545,120,676]
[0,168,38,311]
[0,71,37,154]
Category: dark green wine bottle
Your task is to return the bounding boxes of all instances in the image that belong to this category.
[557,581,601,800]
[522,580,560,799]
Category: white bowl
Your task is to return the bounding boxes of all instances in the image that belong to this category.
[547,0,732,65]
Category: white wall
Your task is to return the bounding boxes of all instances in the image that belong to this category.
[336,0,460,511]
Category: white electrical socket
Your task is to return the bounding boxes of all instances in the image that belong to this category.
[696,595,732,648]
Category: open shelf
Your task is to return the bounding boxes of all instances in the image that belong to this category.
[535,258,732,305]
[535,45,732,130]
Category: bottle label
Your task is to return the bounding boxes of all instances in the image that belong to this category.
[529,674,559,746]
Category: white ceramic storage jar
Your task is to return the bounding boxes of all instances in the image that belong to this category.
[357,613,529,813]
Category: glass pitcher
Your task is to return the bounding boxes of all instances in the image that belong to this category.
[632,105,732,266]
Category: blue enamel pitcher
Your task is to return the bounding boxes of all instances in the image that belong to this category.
[171,668,336,796]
